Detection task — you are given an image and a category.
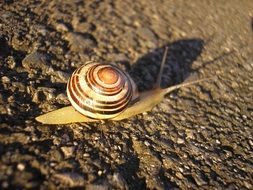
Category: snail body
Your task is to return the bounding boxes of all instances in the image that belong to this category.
[36,47,211,124]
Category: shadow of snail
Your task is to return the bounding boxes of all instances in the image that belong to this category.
[36,47,212,124]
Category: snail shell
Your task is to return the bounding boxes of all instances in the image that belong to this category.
[67,62,139,119]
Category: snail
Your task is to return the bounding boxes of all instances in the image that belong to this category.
[36,47,212,124]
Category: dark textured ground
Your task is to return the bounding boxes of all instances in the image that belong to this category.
[0,0,253,189]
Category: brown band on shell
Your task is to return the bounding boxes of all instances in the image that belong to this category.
[85,65,124,96]
[70,74,132,108]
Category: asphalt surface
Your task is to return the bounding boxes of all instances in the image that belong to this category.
[0,0,252,189]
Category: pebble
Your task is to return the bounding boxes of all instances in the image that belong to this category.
[162,157,174,169]
[65,32,97,53]
[35,24,48,36]
[61,146,75,159]
[53,138,60,146]
[9,133,30,144]
[6,56,16,69]
[37,87,56,101]
[242,115,247,119]
[244,180,252,189]
[86,184,109,190]
[1,76,11,84]
[175,171,183,179]
[137,27,156,42]
[177,138,185,144]
[6,105,13,115]
[12,82,26,92]
[54,71,70,83]
[192,172,208,186]
[71,16,95,32]
[83,153,90,158]
[22,52,48,70]
[32,91,45,103]
[144,140,150,146]
[54,172,85,187]
[55,22,69,32]
[248,139,253,146]
[56,93,69,104]
[185,129,194,139]
[61,134,70,143]
[98,170,103,176]
[17,163,25,171]
[111,172,128,189]
[0,105,6,115]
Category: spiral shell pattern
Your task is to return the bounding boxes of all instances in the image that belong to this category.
[67,62,136,119]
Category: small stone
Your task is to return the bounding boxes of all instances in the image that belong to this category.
[83,153,90,158]
[56,93,69,104]
[54,71,70,83]
[242,115,247,119]
[17,163,25,171]
[244,180,252,189]
[137,27,156,42]
[10,133,30,144]
[192,172,208,186]
[54,172,85,187]
[61,134,70,143]
[22,52,48,70]
[35,24,48,36]
[6,56,16,69]
[12,82,26,92]
[177,138,185,144]
[187,20,193,25]
[11,33,29,51]
[86,183,109,190]
[163,157,174,169]
[185,129,194,139]
[1,76,10,84]
[98,170,103,176]
[176,171,184,179]
[6,105,13,115]
[55,22,69,32]
[249,139,253,146]
[65,32,97,53]
[72,16,95,32]
[61,146,75,159]
[110,172,128,189]
[144,140,150,146]
[231,81,239,88]
[179,167,184,173]
[223,47,231,52]
[32,91,45,103]
[53,138,60,146]
[37,87,56,101]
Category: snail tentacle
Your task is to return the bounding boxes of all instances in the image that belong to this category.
[155,46,169,88]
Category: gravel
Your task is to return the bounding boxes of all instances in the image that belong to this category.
[0,0,252,189]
